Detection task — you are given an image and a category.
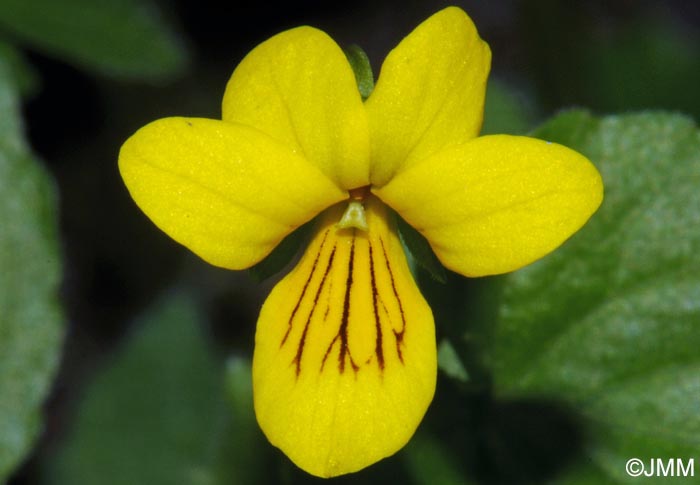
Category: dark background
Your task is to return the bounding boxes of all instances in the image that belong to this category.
[11,0,700,483]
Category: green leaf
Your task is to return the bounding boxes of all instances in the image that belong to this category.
[580,15,700,118]
[482,79,537,135]
[402,431,476,485]
[0,40,39,97]
[0,0,188,81]
[217,358,270,485]
[47,293,227,485]
[344,44,374,100]
[0,58,63,481]
[493,111,700,483]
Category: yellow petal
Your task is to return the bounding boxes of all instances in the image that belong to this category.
[119,117,345,270]
[375,135,604,276]
[365,6,491,186]
[222,26,370,190]
[253,197,436,477]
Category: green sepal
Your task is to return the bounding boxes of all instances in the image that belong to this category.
[396,215,447,284]
[248,219,314,282]
[437,339,470,383]
[344,44,374,100]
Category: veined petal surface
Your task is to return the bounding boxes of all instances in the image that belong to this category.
[253,197,436,477]
[375,135,603,276]
[366,7,491,186]
[119,117,345,270]
[222,26,370,190]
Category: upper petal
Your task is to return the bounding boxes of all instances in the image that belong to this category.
[222,26,370,190]
[119,117,345,270]
[374,135,604,277]
[365,7,491,186]
[253,197,436,477]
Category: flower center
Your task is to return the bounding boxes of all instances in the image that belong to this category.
[337,186,371,231]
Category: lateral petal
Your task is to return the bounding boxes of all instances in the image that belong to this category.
[253,197,436,477]
[365,6,491,186]
[375,135,604,276]
[119,117,345,270]
[222,26,370,190]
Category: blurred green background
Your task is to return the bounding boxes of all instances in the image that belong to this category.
[1,1,699,484]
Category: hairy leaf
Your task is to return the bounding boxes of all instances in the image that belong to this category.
[494,111,700,483]
[0,59,63,481]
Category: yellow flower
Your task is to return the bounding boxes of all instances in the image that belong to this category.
[118,6,603,478]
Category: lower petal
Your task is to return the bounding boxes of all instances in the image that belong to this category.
[252,197,436,477]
